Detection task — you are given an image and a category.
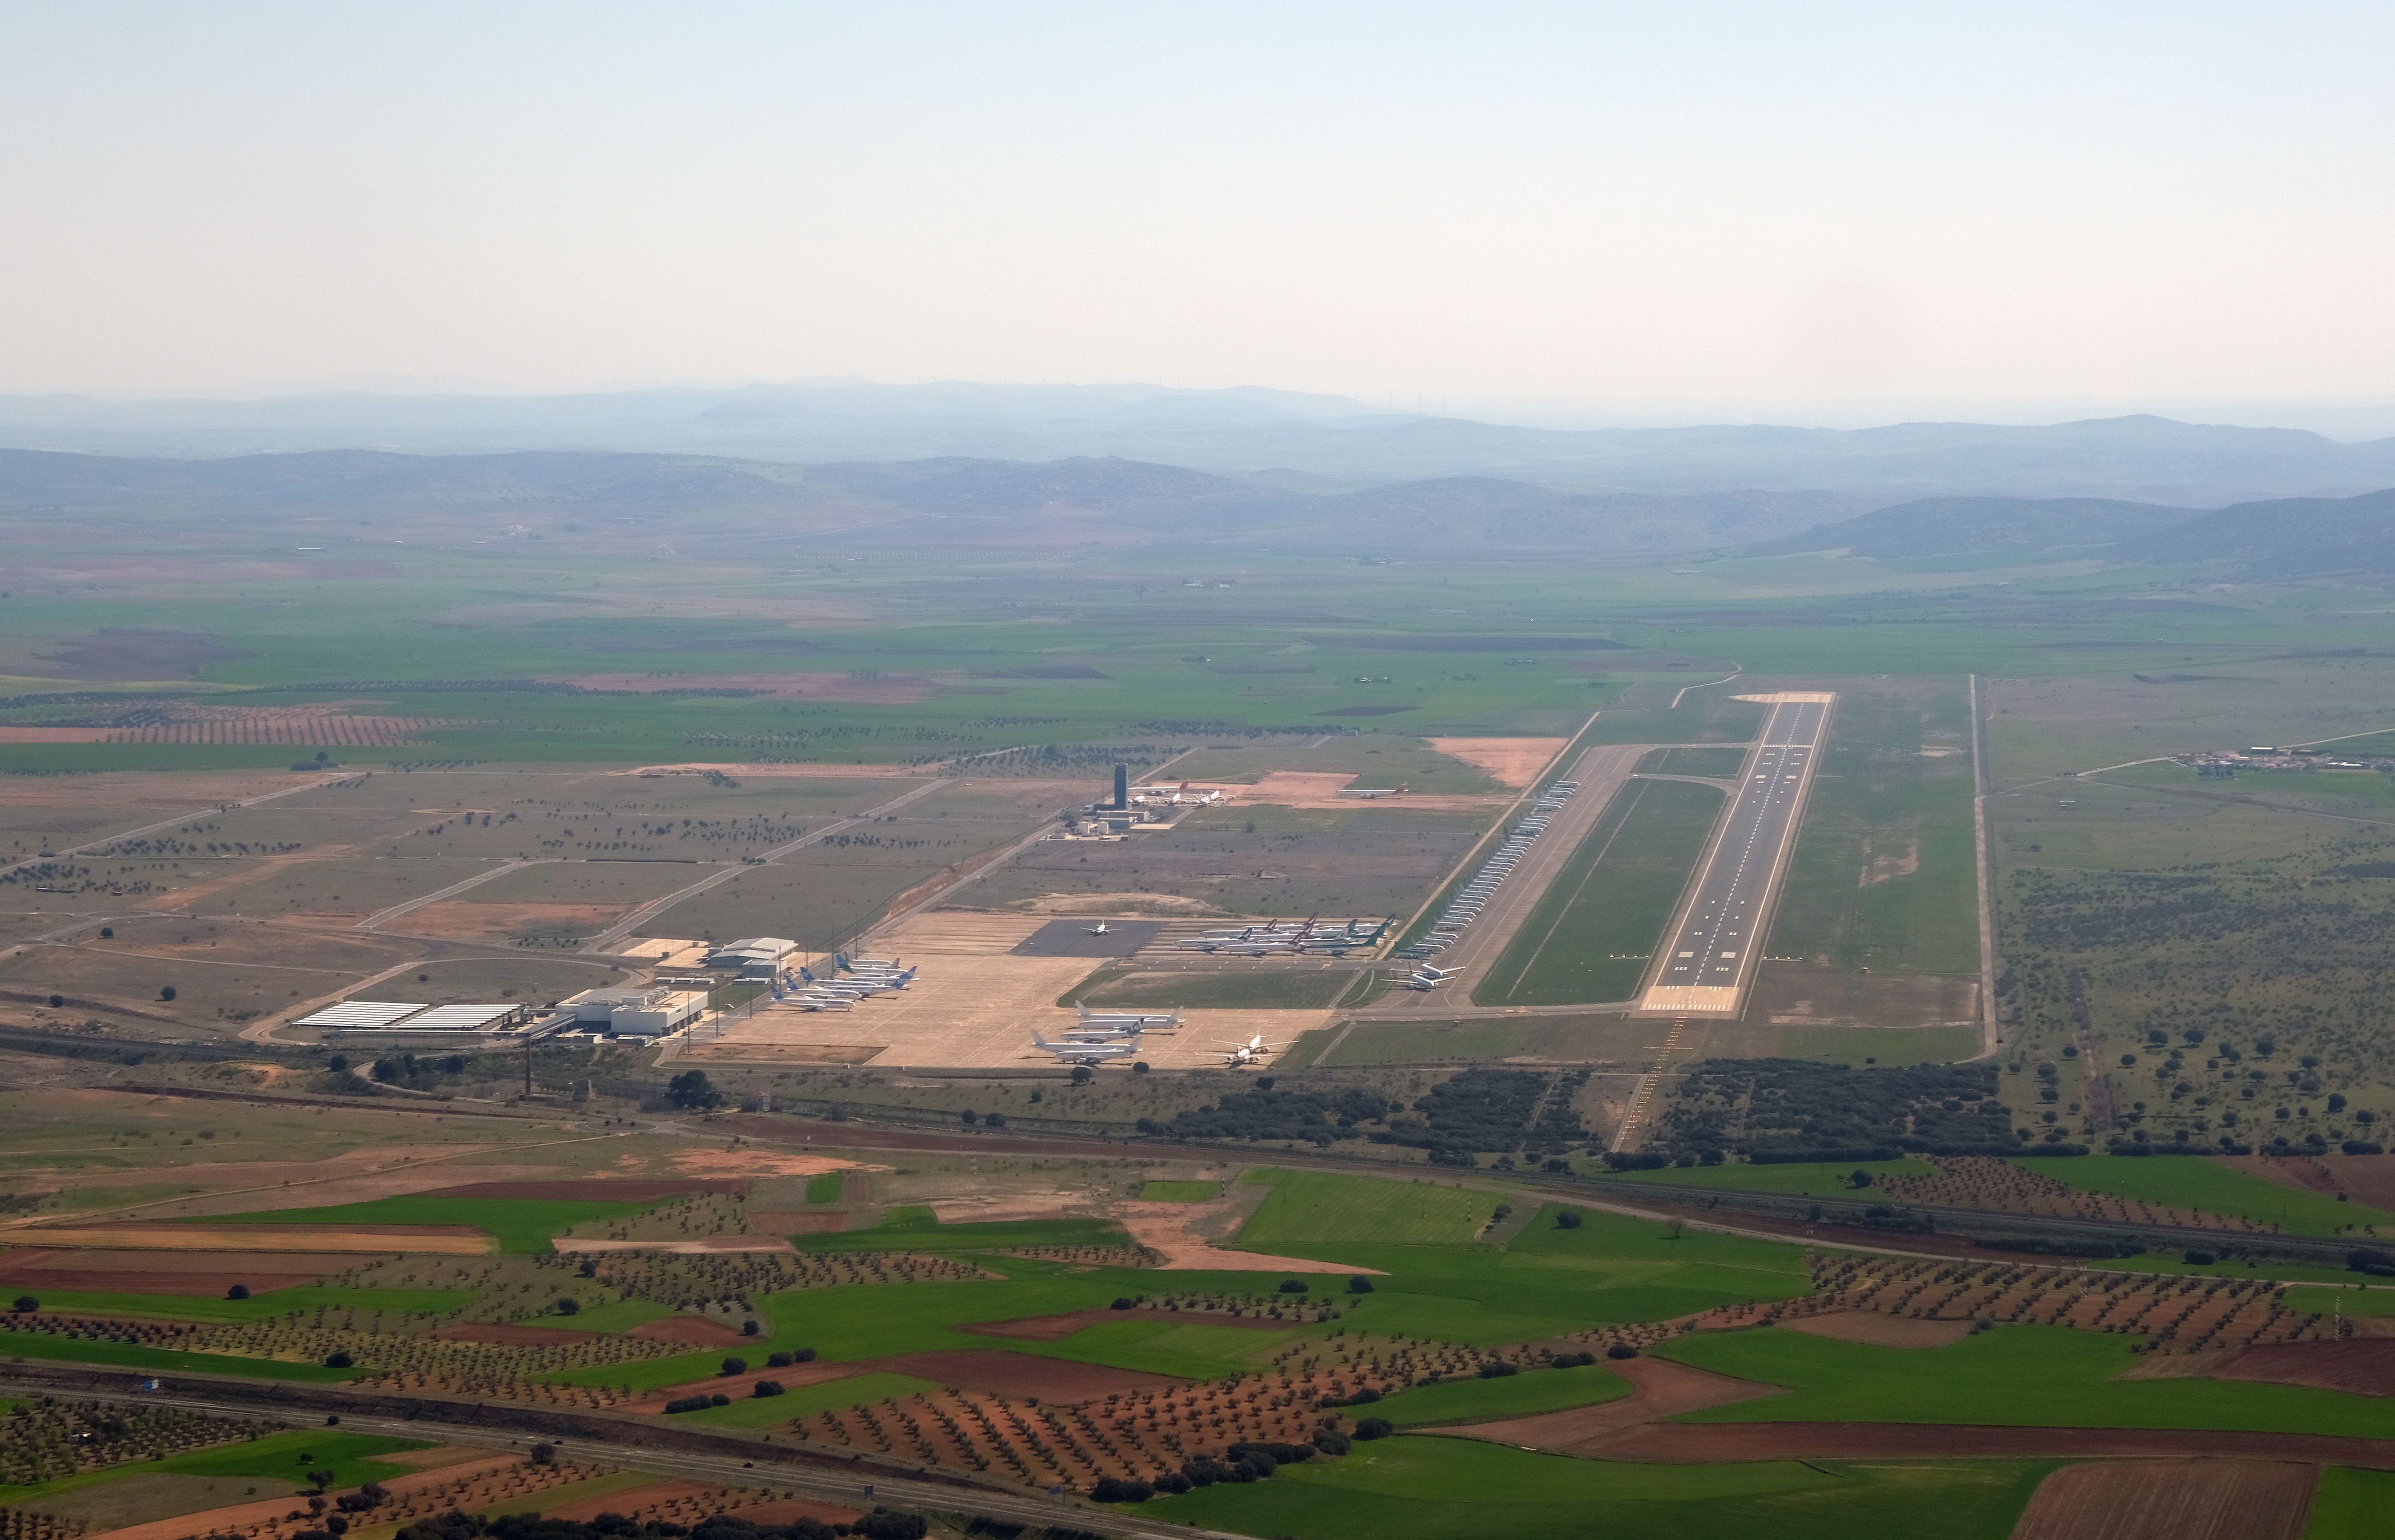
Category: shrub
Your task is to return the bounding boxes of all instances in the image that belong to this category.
[752,1379,784,1398]
[1478,1360,1519,1378]
[1352,1417,1394,1440]
[741,1319,759,1336]
[1111,1296,1135,1310]
[1312,1427,1351,1456]
[225,1283,250,1301]
[1348,1275,1374,1294]
[1554,1209,1583,1230]
[1154,1472,1193,1494]
[159,986,177,1001]
[528,1445,555,1467]
[666,1070,722,1109]
[711,1393,730,1407]
[553,1297,579,1316]
[791,1347,818,1363]
[1607,1343,1638,1360]
[853,1511,928,1540]
[767,1351,796,1368]
[663,1395,715,1414]
[324,1350,354,1369]
[720,1356,748,1376]
[2184,1249,2217,1266]
[1278,1278,1309,1294]
[10,1294,37,1313]
[1090,1477,1153,1503]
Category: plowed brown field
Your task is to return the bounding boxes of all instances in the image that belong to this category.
[2214,1338,2395,1395]
[2006,1458,2316,1540]
[18,1224,485,1254]
[1432,1356,1775,1453]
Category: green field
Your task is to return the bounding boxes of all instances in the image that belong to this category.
[1236,1170,1497,1247]
[1474,776,1725,1005]
[1666,1323,2395,1436]
[1141,1434,2049,1540]
[1765,685,1979,975]
[804,1171,844,1205]
[1140,1180,1221,1202]
[1366,1360,1628,1426]
[677,1371,941,1428]
[2027,1155,2395,1235]
[0,1327,367,1380]
[2308,1467,2395,1540]
[1635,745,1748,777]
[0,1428,428,1510]
[204,1194,673,1254]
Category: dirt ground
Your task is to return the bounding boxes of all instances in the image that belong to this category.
[686,909,1335,1071]
[1780,1310,1974,1348]
[1428,738,1567,787]
[1993,1459,2318,1540]
[0,1247,349,1295]
[1434,1356,1777,1455]
[1747,962,1981,1028]
[2211,1339,2395,1395]
[398,900,627,943]
[1109,1196,1382,1275]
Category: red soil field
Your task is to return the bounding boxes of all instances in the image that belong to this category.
[0,1248,342,1295]
[628,1316,752,1346]
[1598,1422,2395,1467]
[1781,1310,1972,1348]
[2214,1339,2395,1395]
[2009,1459,2316,1540]
[434,1323,598,1346]
[424,1179,748,1201]
[1434,1356,1775,1455]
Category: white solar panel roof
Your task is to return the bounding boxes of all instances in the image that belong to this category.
[295,1001,426,1029]
[394,1003,517,1031]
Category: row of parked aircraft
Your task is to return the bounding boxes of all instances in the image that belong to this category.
[770,953,918,1011]
[1175,914,1393,957]
[1398,778,1579,971]
[1029,1005,1280,1069]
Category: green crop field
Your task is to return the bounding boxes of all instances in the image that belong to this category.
[2308,1467,2395,1540]
[1141,1435,2050,1540]
[0,1428,428,1510]
[678,1371,940,1428]
[2023,1155,2395,1235]
[0,1325,363,1380]
[1665,1323,2395,1437]
[804,1171,844,1205]
[1140,1180,1220,1202]
[1236,1170,1496,1247]
[203,1194,672,1254]
[1366,1360,1628,1426]
[1764,685,1980,977]
[1635,745,1748,777]
[1474,776,1725,1005]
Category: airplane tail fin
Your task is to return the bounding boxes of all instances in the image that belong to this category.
[1032,1031,1049,1047]
[834,953,851,971]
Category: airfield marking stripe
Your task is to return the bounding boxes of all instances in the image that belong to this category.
[1610,1015,1687,1152]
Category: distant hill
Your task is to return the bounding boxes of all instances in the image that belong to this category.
[1747,496,2195,559]
[2107,487,2395,576]
[7,387,2395,507]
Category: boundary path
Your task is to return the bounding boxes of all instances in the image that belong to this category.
[0,771,348,883]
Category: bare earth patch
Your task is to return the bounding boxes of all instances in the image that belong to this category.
[553,1237,796,1255]
[2211,1338,2395,1396]
[1428,737,1567,787]
[2008,1459,2317,1540]
[667,1148,873,1178]
[1110,1198,1382,1275]
[19,1224,489,1254]
[1178,771,1507,812]
[1781,1310,1972,1348]
[400,901,623,942]
[1430,1355,1777,1453]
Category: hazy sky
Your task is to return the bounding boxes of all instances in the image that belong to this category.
[4,3,2392,415]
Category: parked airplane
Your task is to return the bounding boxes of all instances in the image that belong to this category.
[1218,1032,1281,1068]
[1031,1032,1140,1064]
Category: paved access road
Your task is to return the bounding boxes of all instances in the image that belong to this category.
[1639,695,1831,1014]
[1370,742,1648,1008]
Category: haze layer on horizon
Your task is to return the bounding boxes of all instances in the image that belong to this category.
[4,3,2391,415]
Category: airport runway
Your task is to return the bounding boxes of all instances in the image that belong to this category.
[1369,742,1648,1009]
[1638,694,1833,1015]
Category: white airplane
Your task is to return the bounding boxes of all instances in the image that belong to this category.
[1031,1032,1139,1064]
[1080,1007,1180,1027]
[1219,1033,1281,1068]
[1084,922,1113,936]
